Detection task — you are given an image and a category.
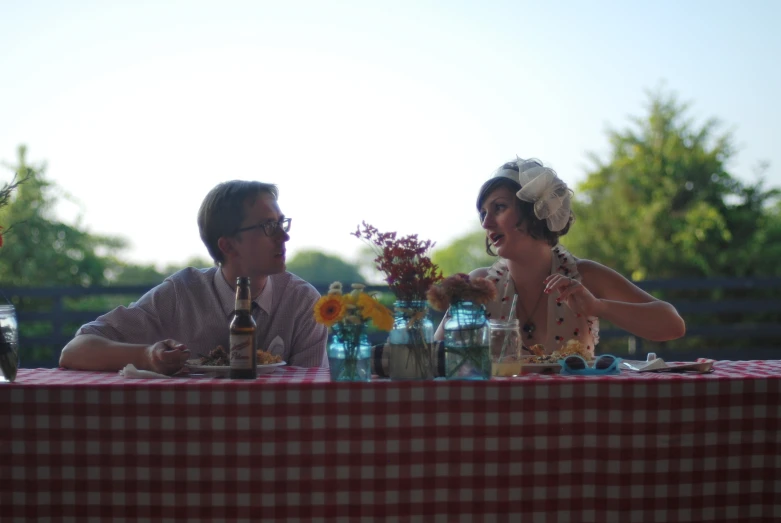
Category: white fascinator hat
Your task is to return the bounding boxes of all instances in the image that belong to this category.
[492,156,573,232]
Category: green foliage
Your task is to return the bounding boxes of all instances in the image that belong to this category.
[565,88,779,280]
[759,201,781,276]
[561,88,780,356]
[0,146,217,366]
[431,229,496,277]
[0,146,127,287]
[286,249,364,287]
[106,256,214,285]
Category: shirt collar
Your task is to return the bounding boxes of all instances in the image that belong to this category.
[215,269,274,317]
[256,276,273,314]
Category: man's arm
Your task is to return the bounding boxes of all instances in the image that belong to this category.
[286,285,328,368]
[288,319,328,368]
[60,334,190,374]
[59,278,190,374]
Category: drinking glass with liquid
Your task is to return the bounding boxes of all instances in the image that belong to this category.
[489,318,522,377]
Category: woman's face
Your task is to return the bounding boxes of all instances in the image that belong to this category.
[479,187,528,257]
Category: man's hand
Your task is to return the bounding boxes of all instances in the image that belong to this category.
[146,339,190,375]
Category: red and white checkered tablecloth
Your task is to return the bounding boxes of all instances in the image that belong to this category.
[1,360,779,522]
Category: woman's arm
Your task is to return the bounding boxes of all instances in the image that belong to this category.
[546,260,686,342]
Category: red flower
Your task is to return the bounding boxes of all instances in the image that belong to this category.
[353,222,443,302]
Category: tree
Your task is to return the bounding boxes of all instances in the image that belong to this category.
[106,255,215,285]
[561,89,780,356]
[0,145,127,287]
[564,88,779,280]
[431,229,496,277]
[285,249,364,287]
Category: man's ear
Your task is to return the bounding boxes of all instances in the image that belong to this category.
[217,236,237,260]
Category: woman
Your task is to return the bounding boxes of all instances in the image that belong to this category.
[435,157,685,355]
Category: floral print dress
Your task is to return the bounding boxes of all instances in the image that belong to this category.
[483,244,599,356]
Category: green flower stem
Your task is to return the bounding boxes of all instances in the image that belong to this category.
[404,321,431,377]
[445,325,489,378]
[332,324,366,381]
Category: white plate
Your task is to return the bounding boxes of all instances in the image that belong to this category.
[520,363,562,374]
[187,361,286,377]
[519,356,562,374]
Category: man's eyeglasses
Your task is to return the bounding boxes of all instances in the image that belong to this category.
[558,354,621,376]
[235,218,292,237]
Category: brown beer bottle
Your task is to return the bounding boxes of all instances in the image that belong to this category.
[229,276,257,379]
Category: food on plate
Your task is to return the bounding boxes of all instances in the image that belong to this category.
[526,354,558,364]
[558,338,591,360]
[525,338,592,364]
[190,346,283,367]
[256,350,283,365]
[529,344,546,357]
[194,345,230,366]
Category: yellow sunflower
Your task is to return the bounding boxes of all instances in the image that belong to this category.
[356,292,378,319]
[357,293,394,331]
[313,295,347,327]
[342,292,357,306]
[370,306,395,332]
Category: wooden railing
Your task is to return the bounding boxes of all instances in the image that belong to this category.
[3,277,781,368]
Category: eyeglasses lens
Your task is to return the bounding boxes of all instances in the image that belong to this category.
[263,219,291,236]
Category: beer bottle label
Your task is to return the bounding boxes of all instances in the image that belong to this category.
[230,333,254,369]
[235,299,250,311]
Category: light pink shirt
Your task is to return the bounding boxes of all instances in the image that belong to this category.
[76,267,328,368]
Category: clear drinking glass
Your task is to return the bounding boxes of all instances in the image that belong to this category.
[489,318,522,377]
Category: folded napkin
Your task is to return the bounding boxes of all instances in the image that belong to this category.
[267,335,285,356]
[119,364,170,379]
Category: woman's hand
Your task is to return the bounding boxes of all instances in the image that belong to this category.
[146,339,190,375]
[543,274,603,317]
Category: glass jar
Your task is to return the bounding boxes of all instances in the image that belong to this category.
[489,318,522,377]
[328,323,372,382]
[388,300,434,380]
[371,341,446,378]
[444,301,490,380]
[0,304,19,383]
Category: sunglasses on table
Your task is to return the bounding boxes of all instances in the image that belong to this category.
[234,218,292,237]
[558,354,621,376]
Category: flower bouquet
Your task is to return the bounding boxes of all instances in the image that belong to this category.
[427,273,497,380]
[353,222,443,380]
[314,282,393,381]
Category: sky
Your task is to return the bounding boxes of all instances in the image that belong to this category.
[2,0,780,270]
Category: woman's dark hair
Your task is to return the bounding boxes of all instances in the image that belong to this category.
[476,162,573,255]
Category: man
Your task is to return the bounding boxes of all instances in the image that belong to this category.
[59,180,328,374]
